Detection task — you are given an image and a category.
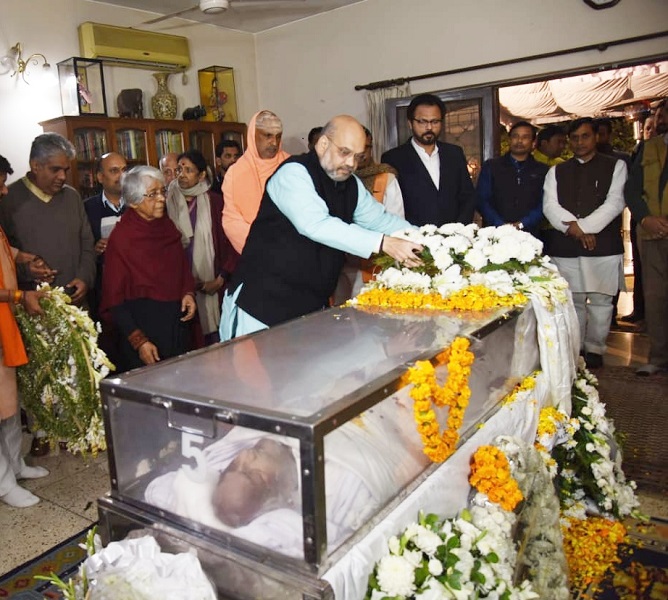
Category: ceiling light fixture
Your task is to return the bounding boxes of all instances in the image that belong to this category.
[200,0,230,14]
[0,42,51,84]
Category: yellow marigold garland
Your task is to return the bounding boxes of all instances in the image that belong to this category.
[405,337,474,462]
[355,285,527,313]
[561,516,627,590]
[469,445,524,511]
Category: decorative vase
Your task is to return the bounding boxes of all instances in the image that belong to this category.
[151,72,177,120]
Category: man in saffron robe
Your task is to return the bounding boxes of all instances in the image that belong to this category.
[222,110,290,253]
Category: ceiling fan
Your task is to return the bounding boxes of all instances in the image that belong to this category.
[141,0,307,25]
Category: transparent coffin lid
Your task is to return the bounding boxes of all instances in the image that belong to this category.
[109,305,502,419]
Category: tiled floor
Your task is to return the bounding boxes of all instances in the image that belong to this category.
[1,290,665,576]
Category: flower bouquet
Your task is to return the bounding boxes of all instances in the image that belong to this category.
[353,223,569,313]
[36,528,217,600]
[365,507,538,600]
[15,285,113,455]
[549,362,639,521]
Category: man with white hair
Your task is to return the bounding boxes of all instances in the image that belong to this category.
[220,115,422,340]
[222,110,290,253]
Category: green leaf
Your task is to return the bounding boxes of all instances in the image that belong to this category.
[486,551,499,563]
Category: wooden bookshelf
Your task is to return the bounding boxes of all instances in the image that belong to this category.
[40,116,247,199]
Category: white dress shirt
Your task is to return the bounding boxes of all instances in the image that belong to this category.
[542,157,627,234]
[411,138,440,190]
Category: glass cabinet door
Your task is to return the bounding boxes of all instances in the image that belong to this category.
[154,128,184,162]
[73,126,109,199]
[115,128,149,167]
[189,128,216,172]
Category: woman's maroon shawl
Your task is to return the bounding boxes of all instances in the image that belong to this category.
[101,208,195,314]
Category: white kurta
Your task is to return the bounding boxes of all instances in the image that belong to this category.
[542,157,627,295]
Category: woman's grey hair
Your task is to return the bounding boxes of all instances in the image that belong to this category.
[29,133,76,164]
[122,165,165,206]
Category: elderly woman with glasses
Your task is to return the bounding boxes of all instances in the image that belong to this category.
[166,149,237,347]
[100,165,196,372]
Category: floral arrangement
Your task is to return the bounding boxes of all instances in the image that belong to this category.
[35,528,217,599]
[560,516,627,590]
[403,337,474,462]
[365,507,538,600]
[501,438,570,600]
[469,445,523,512]
[353,223,569,312]
[15,285,113,455]
[530,365,642,595]
[549,363,639,521]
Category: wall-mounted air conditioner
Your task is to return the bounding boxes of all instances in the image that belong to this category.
[79,22,191,71]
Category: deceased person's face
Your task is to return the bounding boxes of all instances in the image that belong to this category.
[212,439,298,527]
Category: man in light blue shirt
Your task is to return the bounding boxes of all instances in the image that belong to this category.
[220,115,422,340]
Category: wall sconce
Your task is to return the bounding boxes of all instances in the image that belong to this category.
[0,43,51,84]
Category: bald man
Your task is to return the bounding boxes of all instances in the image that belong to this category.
[159,152,179,188]
[220,115,422,340]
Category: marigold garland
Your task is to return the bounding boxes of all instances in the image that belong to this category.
[354,285,527,313]
[561,516,627,590]
[469,445,524,511]
[405,337,474,462]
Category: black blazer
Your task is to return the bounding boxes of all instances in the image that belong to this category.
[382,140,475,226]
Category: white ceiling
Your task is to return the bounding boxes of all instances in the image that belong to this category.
[99,0,365,33]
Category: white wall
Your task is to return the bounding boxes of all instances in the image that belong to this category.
[0,0,258,181]
[255,0,668,154]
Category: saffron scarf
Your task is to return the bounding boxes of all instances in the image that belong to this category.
[222,111,290,251]
[0,228,28,367]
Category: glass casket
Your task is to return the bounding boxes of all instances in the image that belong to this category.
[98,304,539,599]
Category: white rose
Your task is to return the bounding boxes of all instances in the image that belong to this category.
[428,558,444,576]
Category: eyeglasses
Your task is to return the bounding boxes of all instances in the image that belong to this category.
[143,187,167,199]
[326,137,366,163]
[412,118,442,127]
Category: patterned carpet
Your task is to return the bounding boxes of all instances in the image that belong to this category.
[0,525,91,599]
[596,366,668,494]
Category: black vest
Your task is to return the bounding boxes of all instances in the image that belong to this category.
[233,151,358,326]
[543,153,623,258]
[485,154,548,234]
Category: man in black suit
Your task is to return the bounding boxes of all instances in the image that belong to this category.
[381,94,475,226]
[84,152,127,320]
[84,152,127,369]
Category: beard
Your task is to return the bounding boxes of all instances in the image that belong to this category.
[326,167,353,182]
[414,131,438,146]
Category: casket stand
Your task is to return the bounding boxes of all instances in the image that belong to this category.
[97,299,578,599]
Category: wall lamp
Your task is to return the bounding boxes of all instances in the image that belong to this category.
[0,43,52,83]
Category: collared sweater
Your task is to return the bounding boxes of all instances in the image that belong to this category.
[0,179,96,289]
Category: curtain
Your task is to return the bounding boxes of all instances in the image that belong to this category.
[366,82,411,160]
